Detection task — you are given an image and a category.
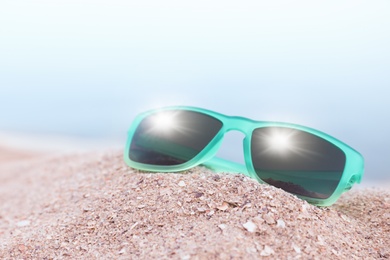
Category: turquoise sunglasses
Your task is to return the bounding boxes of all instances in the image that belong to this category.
[124,106,364,206]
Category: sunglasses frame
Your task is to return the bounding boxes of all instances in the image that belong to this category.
[124,106,364,206]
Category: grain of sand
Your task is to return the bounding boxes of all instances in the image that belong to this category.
[0,148,389,259]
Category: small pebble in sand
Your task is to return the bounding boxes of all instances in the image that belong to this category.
[276,219,286,228]
[16,220,30,227]
[243,220,257,232]
[260,245,275,256]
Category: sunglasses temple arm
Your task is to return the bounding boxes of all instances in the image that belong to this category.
[201,157,250,177]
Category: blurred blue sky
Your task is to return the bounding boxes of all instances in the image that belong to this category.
[0,0,389,181]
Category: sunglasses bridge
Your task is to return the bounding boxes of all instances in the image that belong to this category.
[200,116,260,175]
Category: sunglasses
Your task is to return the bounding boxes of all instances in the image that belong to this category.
[124,106,364,206]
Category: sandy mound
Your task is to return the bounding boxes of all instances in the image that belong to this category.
[0,150,388,259]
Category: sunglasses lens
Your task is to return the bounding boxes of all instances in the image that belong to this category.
[129,110,223,166]
[251,127,346,199]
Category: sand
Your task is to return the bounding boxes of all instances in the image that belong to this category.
[0,146,389,259]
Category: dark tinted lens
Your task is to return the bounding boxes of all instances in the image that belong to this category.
[129,110,223,166]
[251,127,346,199]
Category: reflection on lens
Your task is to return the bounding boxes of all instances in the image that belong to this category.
[251,127,346,199]
[129,110,223,166]
[266,129,294,153]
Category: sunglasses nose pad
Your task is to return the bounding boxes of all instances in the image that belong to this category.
[203,136,224,160]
